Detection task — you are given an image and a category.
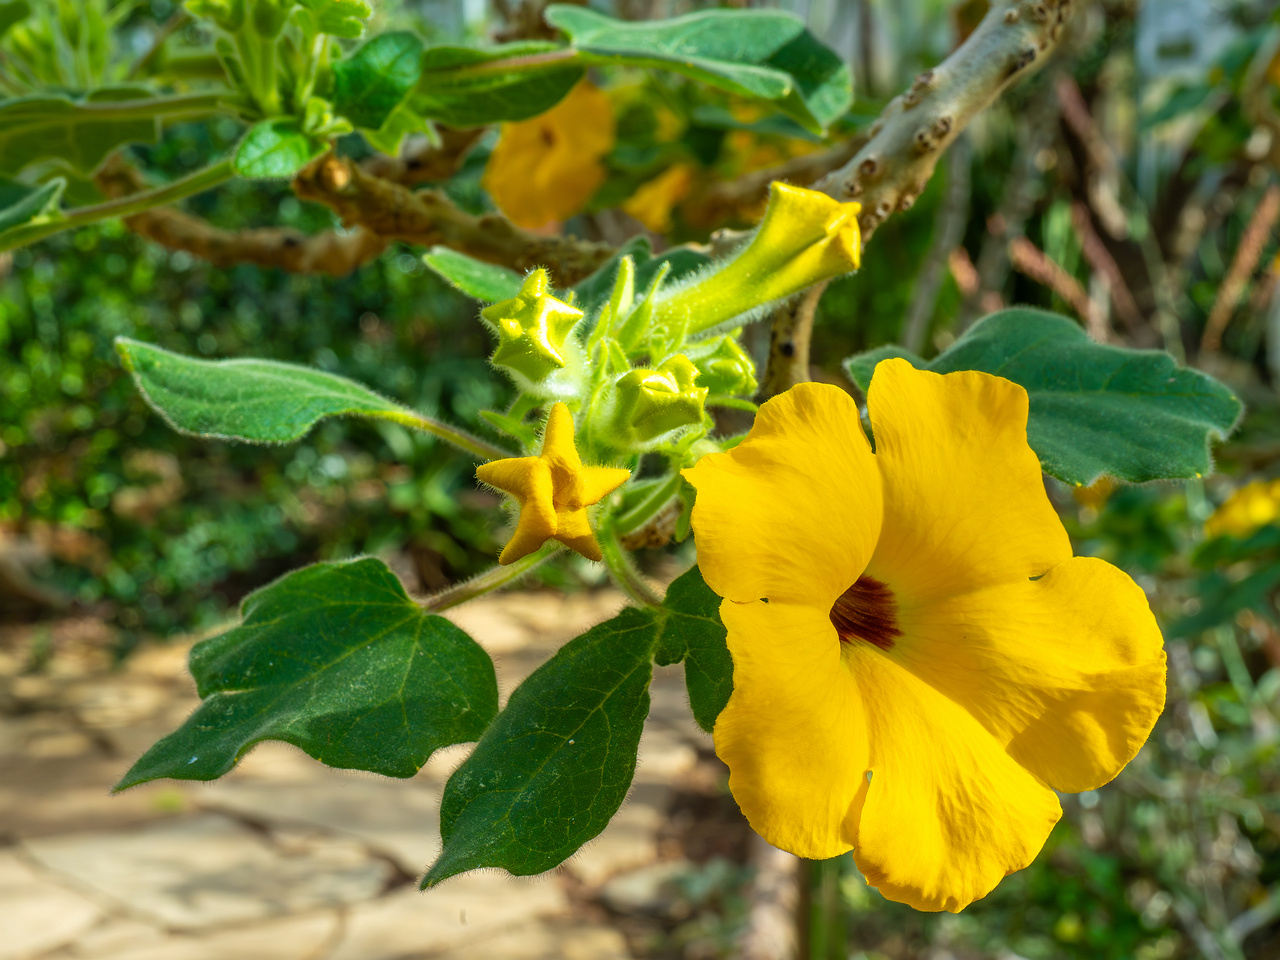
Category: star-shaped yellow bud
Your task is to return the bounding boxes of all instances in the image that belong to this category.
[476,402,630,564]
[482,270,584,384]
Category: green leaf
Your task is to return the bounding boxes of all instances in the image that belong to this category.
[233,119,325,178]
[0,176,63,232]
[412,41,584,127]
[115,558,498,789]
[843,344,922,393]
[571,236,711,320]
[0,0,30,38]
[423,606,661,886]
[363,101,431,156]
[332,31,425,131]
[657,565,731,733]
[545,5,851,134]
[0,89,160,177]
[423,246,524,302]
[843,309,1243,485]
[297,0,373,38]
[116,337,422,443]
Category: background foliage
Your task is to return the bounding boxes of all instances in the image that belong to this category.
[6,0,1280,958]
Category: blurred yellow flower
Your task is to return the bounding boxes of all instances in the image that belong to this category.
[683,362,1167,913]
[622,163,695,233]
[483,82,615,229]
[476,403,629,564]
[1206,479,1280,540]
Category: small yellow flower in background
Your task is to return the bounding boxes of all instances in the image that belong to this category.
[483,82,615,229]
[1206,478,1280,540]
[682,361,1167,913]
[623,163,695,233]
[477,403,629,564]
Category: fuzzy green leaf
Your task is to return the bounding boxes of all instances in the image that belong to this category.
[333,31,425,131]
[0,88,160,177]
[844,309,1242,485]
[424,246,524,302]
[545,5,850,133]
[233,119,325,178]
[115,337,421,443]
[115,558,498,789]
[423,606,660,885]
[657,565,732,734]
[412,41,584,127]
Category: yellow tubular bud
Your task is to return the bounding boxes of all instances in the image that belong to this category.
[651,182,861,336]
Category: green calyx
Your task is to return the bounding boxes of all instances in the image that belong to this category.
[483,269,584,387]
[188,0,247,31]
[611,354,708,448]
[686,333,757,397]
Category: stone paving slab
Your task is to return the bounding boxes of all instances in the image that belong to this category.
[23,813,391,930]
[0,587,725,960]
[0,851,102,960]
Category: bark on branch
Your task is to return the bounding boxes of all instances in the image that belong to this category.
[762,0,1079,397]
[292,153,617,286]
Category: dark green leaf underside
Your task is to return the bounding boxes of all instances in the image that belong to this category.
[844,309,1242,485]
[115,558,498,788]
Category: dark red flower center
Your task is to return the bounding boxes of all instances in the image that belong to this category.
[829,576,900,650]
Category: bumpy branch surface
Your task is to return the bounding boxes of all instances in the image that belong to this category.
[814,0,1076,234]
[761,0,1078,397]
[293,153,617,286]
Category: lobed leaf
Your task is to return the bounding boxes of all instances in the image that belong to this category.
[657,565,732,733]
[115,558,498,789]
[844,309,1243,485]
[412,42,584,127]
[0,88,160,177]
[115,337,422,444]
[424,246,524,302]
[233,119,325,179]
[423,606,661,886]
[332,31,425,131]
[545,5,851,133]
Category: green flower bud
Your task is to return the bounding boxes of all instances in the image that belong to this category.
[686,334,758,398]
[482,269,584,392]
[611,354,708,448]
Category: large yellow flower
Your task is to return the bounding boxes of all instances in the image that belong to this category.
[682,361,1166,913]
[483,82,615,229]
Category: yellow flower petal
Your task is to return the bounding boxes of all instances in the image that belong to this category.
[477,402,629,564]
[483,82,615,229]
[848,641,1063,913]
[683,383,882,606]
[714,599,870,859]
[865,359,1071,603]
[891,556,1167,794]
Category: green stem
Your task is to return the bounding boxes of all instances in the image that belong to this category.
[372,410,514,461]
[56,92,228,122]
[423,542,561,611]
[0,159,236,252]
[598,515,662,606]
[616,472,682,535]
